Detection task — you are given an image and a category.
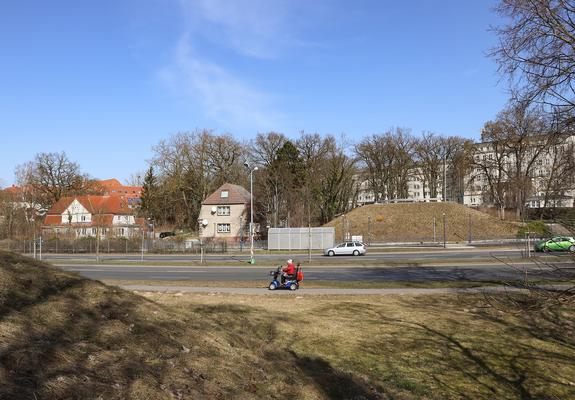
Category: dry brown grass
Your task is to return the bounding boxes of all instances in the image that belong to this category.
[2,251,574,399]
[0,251,303,399]
[151,292,575,400]
[325,203,520,242]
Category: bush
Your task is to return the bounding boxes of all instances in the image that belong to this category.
[516,220,551,238]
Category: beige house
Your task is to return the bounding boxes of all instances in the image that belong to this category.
[197,183,251,242]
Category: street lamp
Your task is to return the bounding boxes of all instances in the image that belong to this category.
[244,161,258,264]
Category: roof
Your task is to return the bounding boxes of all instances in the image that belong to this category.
[45,195,133,216]
[202,183,251,205]
[1,185,35,196]
[2,185,22,194]
[93,179,142,197]
[97,178,123,188]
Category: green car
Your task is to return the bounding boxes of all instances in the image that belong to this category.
[534,236,575,252]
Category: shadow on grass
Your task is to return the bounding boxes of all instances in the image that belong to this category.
[0,252,223,399]
[289,350,385,400]
[379,295,575,399]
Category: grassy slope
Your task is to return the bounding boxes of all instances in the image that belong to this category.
[325,203,519,242]
[0,251,316,399]
[1,251,574,399]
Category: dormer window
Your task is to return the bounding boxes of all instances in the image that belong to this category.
[220,190,229,198]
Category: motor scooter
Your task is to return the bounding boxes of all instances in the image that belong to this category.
[268,263,303,290]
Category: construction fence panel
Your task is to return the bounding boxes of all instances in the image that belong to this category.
[267,227,335,250]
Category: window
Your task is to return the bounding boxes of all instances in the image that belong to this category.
[217,223,231,233]
[217,206,231,216]
[346,243,354,247]
[220,190,229,198]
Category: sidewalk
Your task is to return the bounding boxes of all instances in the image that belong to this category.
[121,284,570,296]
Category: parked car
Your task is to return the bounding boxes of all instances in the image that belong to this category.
[324,241,367,256]
[534,236,575,252]
[159,231,176,239]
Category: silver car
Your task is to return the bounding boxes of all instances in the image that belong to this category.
[324,241,367,256]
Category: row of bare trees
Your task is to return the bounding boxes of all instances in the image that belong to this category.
[139,130,357,231]
[3,121,573,241]
[355,128,469,202]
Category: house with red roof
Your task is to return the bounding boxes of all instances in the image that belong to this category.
[42,195,145,238]
[197,183,252,243]
[0,185,42,213]
[93,179,142,209]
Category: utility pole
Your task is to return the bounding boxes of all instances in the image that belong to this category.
[442,213,446,249]
[468,213,472,244]
[367,216,372,246]
[198,220,204,264]
[308,200,312,263]
[32,217,36,259]
[443,155,447,202]
[141,226,144,261]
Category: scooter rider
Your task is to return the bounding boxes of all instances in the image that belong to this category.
[281,259,296,284]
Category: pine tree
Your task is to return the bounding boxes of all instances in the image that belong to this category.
[140,166,157,219]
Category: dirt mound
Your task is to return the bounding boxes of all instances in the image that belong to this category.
[0,251,379,399]
[324,203,519,243]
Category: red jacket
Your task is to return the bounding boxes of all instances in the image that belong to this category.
[282,262,295,275]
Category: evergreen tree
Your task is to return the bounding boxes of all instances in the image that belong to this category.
[140,166,157,219]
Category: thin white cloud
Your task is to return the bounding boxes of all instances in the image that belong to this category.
[159,35,281,128]
[180,0,301,59]
[158,0,329,129]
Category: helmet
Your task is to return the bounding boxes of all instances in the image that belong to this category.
[287,259,293,263]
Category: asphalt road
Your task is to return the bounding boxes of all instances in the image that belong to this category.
[39,248,553,263]
[58,261,575,283]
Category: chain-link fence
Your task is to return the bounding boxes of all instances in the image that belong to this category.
[3,237,269,255]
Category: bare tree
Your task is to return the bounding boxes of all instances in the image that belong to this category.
[149,130,249,230]
[536,135,575,211]
[316,136,357,224]
[355,133,396,202]
[413,132,445,199]
[125,172,144,186]
[355,128,415,202]
[469,121,512,219]
[472,101,562,219]
[204,133,247,187]
[15,152,88,210]
[491,0,575,124]
[250,132,288,228]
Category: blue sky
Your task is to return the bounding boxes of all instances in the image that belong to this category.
[0,0,508,186]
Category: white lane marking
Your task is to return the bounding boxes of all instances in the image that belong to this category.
[67,268,208,273]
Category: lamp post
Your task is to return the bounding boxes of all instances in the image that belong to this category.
[147,218,155,253]
[30,215,36,260]
[244,162,258,264]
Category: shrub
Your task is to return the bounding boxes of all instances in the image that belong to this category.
[516,220,551,238]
